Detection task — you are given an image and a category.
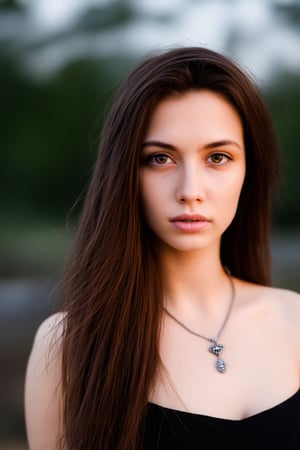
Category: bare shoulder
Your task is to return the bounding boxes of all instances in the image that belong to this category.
[264,284,300,316]
[237,278,300,331]
[259,285,300,369]
[34,311,65,348]
[24,312,65,449]
[27,312,65,379]
[270,285,300,325]
[237,277,300,306]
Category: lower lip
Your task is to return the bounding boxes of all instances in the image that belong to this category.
[170,220,210,232]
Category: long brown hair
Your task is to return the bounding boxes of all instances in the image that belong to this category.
[60,46,280,449]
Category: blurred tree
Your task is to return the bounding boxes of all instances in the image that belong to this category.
[0,55,135,220]
[76,1,136,31]
[274,1,300,27]
[265,75,300,229]
[0,0,138,223]
[0,0,24,11]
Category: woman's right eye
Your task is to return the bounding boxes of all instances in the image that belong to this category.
[147,153,173,165]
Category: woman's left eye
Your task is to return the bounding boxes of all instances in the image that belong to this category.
[208,153,231,165]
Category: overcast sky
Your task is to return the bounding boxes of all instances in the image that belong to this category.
[3,0,300,83]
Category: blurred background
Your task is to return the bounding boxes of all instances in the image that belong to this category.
[0,0,299,447]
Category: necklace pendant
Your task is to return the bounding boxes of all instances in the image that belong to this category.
[209,344,223,356]
[216,358,226,373]
[209,344,226,373]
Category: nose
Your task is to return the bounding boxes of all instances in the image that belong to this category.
[176,162,206,204]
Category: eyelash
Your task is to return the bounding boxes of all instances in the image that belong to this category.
[145,152,232,166]
[146,153,174,165]
[207,152,232,165]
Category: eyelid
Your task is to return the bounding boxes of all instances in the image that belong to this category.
[208,149,232,156]
[207,151,233,165]
[145,152,176,165]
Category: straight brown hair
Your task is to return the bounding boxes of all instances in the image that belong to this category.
[59,46,280,449]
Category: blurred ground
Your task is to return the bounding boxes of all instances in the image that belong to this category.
[0,442,28,450]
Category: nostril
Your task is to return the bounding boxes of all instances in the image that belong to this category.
[176,194,203,203]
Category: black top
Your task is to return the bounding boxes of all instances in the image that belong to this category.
[143,390,300,449]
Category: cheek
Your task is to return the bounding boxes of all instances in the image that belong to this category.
[220,172,245,215]
[141,170,168,201]
[214,164,244,200]
[140,174,170,233]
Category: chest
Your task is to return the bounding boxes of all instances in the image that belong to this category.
[151,311,300,419]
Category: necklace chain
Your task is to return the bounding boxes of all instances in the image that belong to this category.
[163,267,235,373]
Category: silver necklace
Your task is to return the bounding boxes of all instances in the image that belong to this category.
[163,268,235,374]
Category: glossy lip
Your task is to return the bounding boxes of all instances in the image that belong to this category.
[169,214,211,232]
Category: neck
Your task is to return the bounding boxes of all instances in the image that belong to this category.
[159,245,230,314]
[163,269,235,374]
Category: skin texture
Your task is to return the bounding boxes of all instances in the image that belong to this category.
[140,90,246,255]
[24,90,300,449]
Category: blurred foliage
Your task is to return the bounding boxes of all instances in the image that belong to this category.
[274,1,300,27]
[76,2,136,31]
[0,0,140,226]
[0,0,24,11]
[265,76,300,229]
[0,52,133,220]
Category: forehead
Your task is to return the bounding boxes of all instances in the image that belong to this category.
[144,90,244,145]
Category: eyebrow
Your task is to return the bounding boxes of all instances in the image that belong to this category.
[205,140,242,150]
[142,139,242,151]
[142,141,175,150]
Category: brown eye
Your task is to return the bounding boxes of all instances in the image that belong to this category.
[147,153,173,165]
[208,153,230,165]
[154,154,170,164]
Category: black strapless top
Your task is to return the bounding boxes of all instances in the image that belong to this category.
[143,390,300,449]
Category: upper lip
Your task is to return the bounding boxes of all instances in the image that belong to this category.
[170,214,210,222]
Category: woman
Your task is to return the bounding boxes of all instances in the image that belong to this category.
[24,46,300,449]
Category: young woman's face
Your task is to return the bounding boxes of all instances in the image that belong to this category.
[140,90,246,254]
